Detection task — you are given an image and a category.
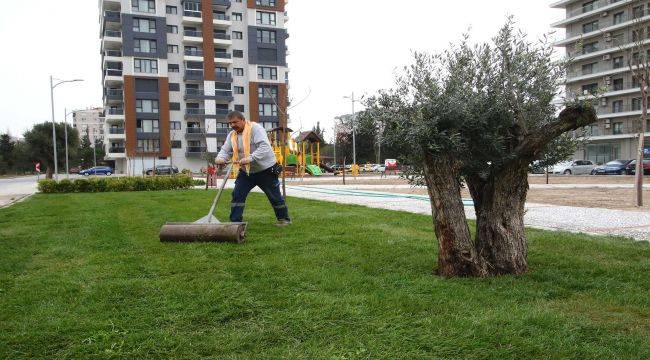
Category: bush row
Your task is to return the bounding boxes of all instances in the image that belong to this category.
[38,175,194,193]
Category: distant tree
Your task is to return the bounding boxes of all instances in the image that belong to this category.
[312,121,327,143]
[77,130,103,169]
[23,122,79,179]
[0,133,14,174]
[365,20,597,277]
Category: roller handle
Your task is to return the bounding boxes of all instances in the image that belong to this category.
[206,162,234,223]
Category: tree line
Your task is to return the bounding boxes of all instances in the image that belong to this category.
[0,123,105,178]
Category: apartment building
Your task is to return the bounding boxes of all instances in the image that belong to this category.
[99,0,289,174]
[72,107,106,144]
[552,0,650,163]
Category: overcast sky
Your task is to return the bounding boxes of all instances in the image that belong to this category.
[0,0,564,140]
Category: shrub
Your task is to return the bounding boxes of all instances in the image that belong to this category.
[193,179,206,186]
[38,175,194,193]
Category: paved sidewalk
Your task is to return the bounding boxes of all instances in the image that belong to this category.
[215,183,650,241]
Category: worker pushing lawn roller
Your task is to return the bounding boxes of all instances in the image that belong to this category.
[159,111,292,243]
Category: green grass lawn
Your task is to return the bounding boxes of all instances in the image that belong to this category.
[0,191,649,359]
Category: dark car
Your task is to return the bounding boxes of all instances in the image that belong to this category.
[146,165,179,176]
[79,166,113,176]
[69,167,80,174]
[590,159,632,175]
[625,159,650,175]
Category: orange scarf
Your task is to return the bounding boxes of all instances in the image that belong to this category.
[231,121,252,174]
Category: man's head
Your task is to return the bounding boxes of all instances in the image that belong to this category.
[226,111,246,133]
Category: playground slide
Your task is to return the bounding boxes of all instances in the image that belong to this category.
[305,165,323,176]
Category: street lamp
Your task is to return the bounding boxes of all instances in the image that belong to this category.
[50,76,83,180]
[343,92,364,165]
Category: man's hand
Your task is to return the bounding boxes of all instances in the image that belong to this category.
[238,157,252,166]
[215,158,226,166]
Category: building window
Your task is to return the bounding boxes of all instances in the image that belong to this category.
[169,83,180,91]
[134,39,157,53]
[632,98,642,111]
[136,99,159,113]
[132,0,156,13]
[258,66,278,80]
[582,0,596,13]
[258,85,278,99]
[234,68,244,76]
[232,31,243,39]
[136,119,160,133]
[256,29,276,44]
[258,103,278,116]
[612,78,624,91]
[582,41,598,54]
[256,11,276,26]
[166,6,177,14]
[233,50,244,58]
[581,63,595,75]
[234,86,245,94]
[581,83,598,95]
[167,45,179,53]
[613,12,624,25]
[612,100,624,113]
[170,121,182,130]
[168,64,180,73]
[232,12,243,21]
[166,25,178,34]
[171,140,182,149]
[256,0,276,6]
[134,59,158,74]
[184,1,200,12]
[612,56,624,69]
[137,139,160,151]
[613,122,623,134]
[633,5,645,19]
[582,20,598,33]
[234,105,245,112]
[133,18,156,33]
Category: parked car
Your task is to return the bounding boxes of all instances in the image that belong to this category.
[590,160,632,175]
[551,160,595,175]
[362,163,374,172]
[625,159,650,175]
[79,166,113,176]
[145,165,179,176]
[69,167,80,174]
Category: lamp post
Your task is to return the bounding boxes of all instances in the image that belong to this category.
[50,76,83,180]
[343,93,364,166]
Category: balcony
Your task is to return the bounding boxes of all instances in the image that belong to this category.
[108,146,125,153]
[103,50,122,60]
[215,90,234,102]
[104,89,123,102]
[185,88,209,100]
[104,11,121,23]
[184,70,204,82]
[560,9,650,45]
[206,128,230,137]
[213,13,231,28]
[109,128,125,134]
[597,103,643,118]
[183,30,203,44]
[107,108,124,116]
[103,30,122,39]
[183,10,202,24]
[184,49,204,60]
[185,127,206,139]
[136,147,161,154]
[552,0,632,27]
[213,32,233,46]
[186,146,207,157]
[185,108,206,119]
[215,109,229,117]
[214,52,233,64]
[215,72,232,83]
[213,0,231,8]
[103,69,123,85]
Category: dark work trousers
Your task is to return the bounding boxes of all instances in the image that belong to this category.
[230,167,290,222]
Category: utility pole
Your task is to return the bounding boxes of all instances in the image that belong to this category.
[351,92,357,166]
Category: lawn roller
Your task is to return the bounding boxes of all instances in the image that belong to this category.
[159,162,247,243]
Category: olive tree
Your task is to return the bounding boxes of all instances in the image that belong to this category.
[365,21,597,277]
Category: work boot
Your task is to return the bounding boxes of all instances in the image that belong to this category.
[275,219,292,227]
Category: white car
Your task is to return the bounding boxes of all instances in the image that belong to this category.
[551,160,595,175]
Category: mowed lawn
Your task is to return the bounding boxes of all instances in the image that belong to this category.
[0,191,649,359]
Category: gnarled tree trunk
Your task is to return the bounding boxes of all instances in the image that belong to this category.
[423,153,487,278]
[467,161,530,276]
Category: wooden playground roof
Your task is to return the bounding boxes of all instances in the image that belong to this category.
[297,131,325,144]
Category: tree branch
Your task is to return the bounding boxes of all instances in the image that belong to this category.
[514,103,597,160]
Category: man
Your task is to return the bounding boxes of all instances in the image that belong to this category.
[215,111,291,226]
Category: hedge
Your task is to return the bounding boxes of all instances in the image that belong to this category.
[38,175,194,193]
